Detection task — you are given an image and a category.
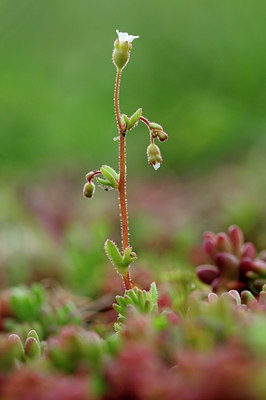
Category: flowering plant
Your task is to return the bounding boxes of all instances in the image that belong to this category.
[83,30,168,290]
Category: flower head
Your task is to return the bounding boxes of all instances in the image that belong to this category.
[146,143,162,170]
[116,30,139,43]
[113,30,139,70]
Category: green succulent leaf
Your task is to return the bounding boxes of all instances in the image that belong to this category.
[113,282,159,331]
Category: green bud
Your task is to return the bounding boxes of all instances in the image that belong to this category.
[147,143,162,170]
[112,30,139,70]
[157,131,168,142]
[100,165,119,189]
[150,122,163,130]
[112,39,132,70]
[83,182,95,198]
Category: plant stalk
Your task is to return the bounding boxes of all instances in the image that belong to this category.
[114,68,132,290]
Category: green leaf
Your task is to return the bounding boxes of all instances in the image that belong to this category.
[104,240,126,275]
[100,165,119,189]
[105,240,137,276]
[127,108,142,130]
[96,177,113,187]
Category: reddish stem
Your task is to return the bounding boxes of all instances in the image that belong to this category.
[124,270,132,291]
[87,170,102,182]
[114,68,132,290]
[140,116,154,143]
[139,115,150,128]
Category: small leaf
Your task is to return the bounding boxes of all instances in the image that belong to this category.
[96,177,113,187]
[127,108,142,130]
[150,282,158,306]
[104,240,127,276]
[100,165,119,189]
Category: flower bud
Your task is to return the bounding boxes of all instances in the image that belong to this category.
[112,30,139,70]
[157,131,168,142]
[149,122,163,130]
[85,171,94,181]
[83,182,95,199]
[146,143,162,170]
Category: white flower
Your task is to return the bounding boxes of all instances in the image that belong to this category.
[116,29,139,43]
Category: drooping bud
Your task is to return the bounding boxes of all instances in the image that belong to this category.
[83,182,95,198]
[149,122,168,142]
[85,171,95,181]
[112,30,139,70]
[146,143,162,170]
[149,122,163,130]
[157,131,168,142]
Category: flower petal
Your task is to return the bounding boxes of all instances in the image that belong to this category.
[116,30,139,43]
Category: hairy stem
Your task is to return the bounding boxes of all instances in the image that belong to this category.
[140,116,154,143]
[114,68,132,290]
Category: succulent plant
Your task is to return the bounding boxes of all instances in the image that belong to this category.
[196,225,266,294]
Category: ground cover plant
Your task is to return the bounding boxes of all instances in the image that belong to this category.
[0,30,266,400]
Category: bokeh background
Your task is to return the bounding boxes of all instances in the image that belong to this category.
[0,0,265,296]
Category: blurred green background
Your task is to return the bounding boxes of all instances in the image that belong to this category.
[0,0,265,296]
[1,0,265,176]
